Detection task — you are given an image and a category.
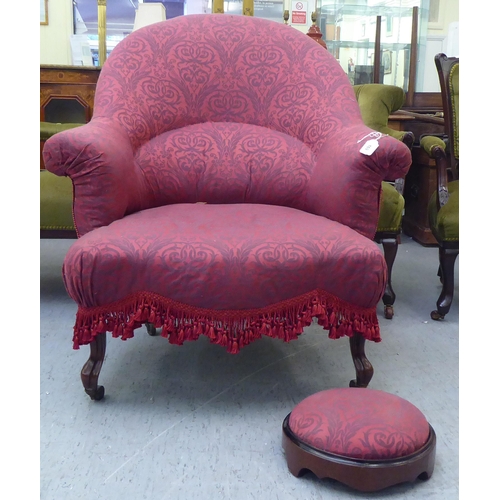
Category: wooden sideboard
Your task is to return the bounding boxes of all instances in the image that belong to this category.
[388,111,445,246]
[40,65,100,169]
[40,65,100,122]
[402,146,439,246]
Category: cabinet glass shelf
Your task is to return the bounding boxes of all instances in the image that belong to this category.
[316,1,429,92]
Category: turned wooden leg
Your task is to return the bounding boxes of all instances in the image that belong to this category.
[349,333,373,388]
[145,322,159,336]
[431,247,459,320]
[381,237,398,319]
[81,333,106,401]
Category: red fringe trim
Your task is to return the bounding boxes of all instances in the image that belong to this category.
[71,289,381,353]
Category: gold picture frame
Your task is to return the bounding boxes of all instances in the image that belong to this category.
[40,0,48,25]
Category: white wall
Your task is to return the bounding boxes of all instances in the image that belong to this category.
[40,0,459,91]
[185,0,209,15]
[418,0,459,91]
[40,0,73,65]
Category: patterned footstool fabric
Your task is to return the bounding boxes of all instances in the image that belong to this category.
[288,388,430,460]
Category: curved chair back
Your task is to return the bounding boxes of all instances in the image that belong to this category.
[353,83,414,150]
[94,15,363,153]
[435,53,459,180]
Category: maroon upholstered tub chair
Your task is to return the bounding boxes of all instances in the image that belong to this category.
[43,14,411,400]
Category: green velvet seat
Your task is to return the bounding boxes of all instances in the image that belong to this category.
[40,171,75,233]
[419,54,459,320]
[428,180,459,242]
[378,181,405,233]
[354,84,414,319]
[41,122,83,141]
[40,122,82,238]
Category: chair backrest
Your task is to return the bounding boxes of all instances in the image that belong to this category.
[93,14,363,154]
[435,53,459,179]
[353,83,414,150]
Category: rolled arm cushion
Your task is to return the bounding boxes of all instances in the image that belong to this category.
[42,119,150,236]
[420,135,447,157]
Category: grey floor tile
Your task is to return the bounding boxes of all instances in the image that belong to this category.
[40,235,459,500]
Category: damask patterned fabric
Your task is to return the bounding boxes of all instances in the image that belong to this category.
[42,15,412,352]
[65,204,386,350]
[43,15,411,239]
[288,388,430,460]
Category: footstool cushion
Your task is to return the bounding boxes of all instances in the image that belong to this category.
[282,388,436,492]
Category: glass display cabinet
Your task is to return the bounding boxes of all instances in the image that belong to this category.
[316,0,430,94]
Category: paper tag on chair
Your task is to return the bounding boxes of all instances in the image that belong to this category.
[359,139,379,156]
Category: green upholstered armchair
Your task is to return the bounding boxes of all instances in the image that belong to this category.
[40,122,82,239]
[354,84,415,319]
[419,54,459,320]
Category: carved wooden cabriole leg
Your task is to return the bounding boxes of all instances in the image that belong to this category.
[431,246,459,320]
[145,322,159,336]
[381,237,398,319]
[81,333,106,401]
[349,333,374,388]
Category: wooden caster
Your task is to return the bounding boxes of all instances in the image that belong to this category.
[384,305,394,319]
[85,385,105,401]
[430,310,444,321]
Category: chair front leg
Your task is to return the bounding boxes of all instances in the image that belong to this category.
[381,237,398,319]
[431,247,459,320]
[81,333,106,400]
[349,333,374,388]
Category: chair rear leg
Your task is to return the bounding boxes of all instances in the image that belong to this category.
[145,322,159,336]
[381,237,398,319]
[349,333,374,388]
[81,333,106,400]
[431,247,458,320]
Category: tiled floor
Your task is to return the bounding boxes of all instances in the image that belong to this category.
[40,235,459,499]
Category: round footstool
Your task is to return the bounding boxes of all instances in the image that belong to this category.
[282,388,436,492]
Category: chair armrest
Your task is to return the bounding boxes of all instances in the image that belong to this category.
[42,118,150,236]
[420,135,450,211]
[307,124,412,239]
[393,109,445,126]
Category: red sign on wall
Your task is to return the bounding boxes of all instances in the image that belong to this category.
[291,1,307,25]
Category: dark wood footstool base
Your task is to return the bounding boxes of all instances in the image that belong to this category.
[283,417,436,492]
[282,388,436,492]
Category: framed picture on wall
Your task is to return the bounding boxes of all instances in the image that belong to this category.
[386,15,393,36]
[40,0,48,25]
[428,0,446,29]
[382,50,392,75]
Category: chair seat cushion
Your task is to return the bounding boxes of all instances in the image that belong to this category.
[64,203,386,351]
[377,181,404,233]
[428,180,459,242]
